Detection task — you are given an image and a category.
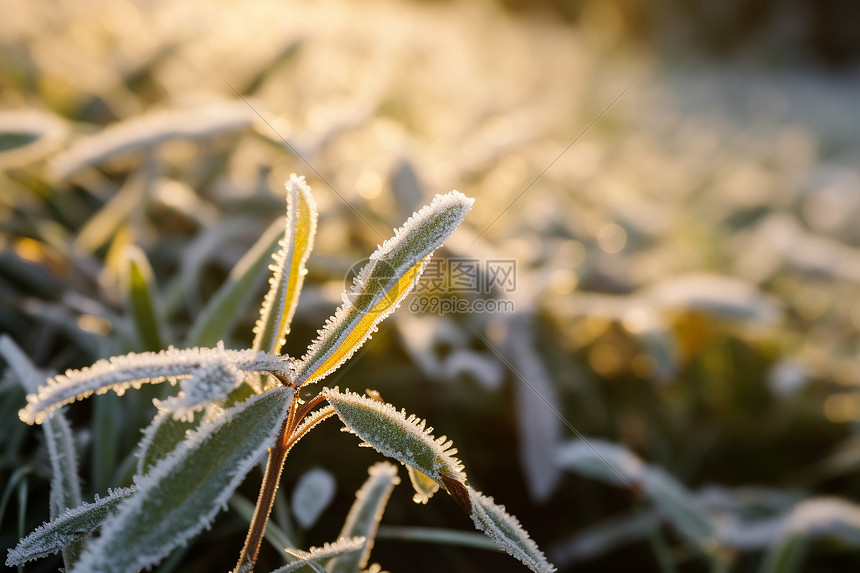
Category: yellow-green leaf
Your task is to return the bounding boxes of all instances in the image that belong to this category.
[295,191,473,385]
[253,174,318,354]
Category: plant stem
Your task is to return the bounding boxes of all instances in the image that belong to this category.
[234,399,296,573]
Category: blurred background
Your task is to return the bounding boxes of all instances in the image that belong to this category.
[2,0,860,571]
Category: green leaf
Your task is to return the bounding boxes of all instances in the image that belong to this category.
[123,245,166,352]
[269,537,365,573]
[188,217,284,347]
[323,388,466,485]
[254,174,318,354]
[295,191,473,385]
[467,486,556,573]
[327,462,400,573]
[5,487,137,567]
[71,387,294,573]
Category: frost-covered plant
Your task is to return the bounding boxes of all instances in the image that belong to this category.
[3,174,555,573]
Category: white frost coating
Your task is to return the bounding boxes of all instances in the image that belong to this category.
[467,486,556,573]
[296,191,473,384]
[329,462,400,573]
[6,487,138,566]
[155,359,244,421]
[272,536,366,573]
[19,343,293,425]
[323,388,466,484]
[71,387,294,573]
[253,174,318,353]
[291,467,337,529]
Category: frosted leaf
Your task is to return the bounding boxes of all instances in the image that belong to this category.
[154,359,244,421]
[328,462,400,573]
[6,487,137,566]
[253,174,318,354]
[557,439,716,547]
[556,438,645,487]
[323,388,466,485]
[295,191,473,385]
[0,335,44,393]
[48,101,254,181]
[291,467,336,529]
[270,537,365,573]
[19,344,293,425]
[784,497,860,542]
[758,498,860,573]
[506,314,562,502]
[467,486,556,573]
[642,467,715,546]
[0,336,82,519]
[71,387,294,573]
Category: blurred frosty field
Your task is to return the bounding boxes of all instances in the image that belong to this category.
[2,0,860,571]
